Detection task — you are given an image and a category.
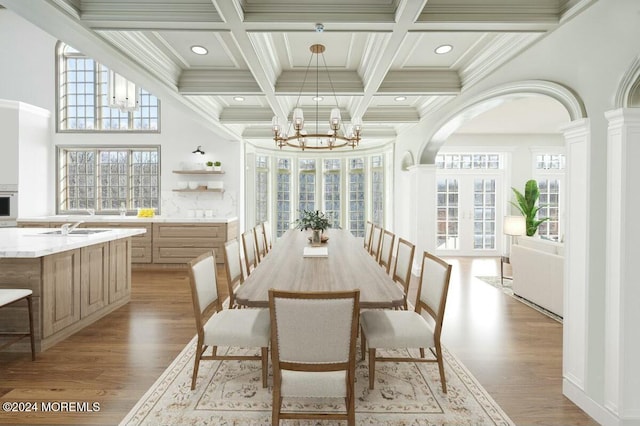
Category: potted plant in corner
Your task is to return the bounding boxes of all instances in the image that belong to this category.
[213,161,222,172]
[511,179,549,237]
[293,209,331,245]
[205,161,214,171]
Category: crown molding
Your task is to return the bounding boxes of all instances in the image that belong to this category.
[275,70,364,95]
[614,56,640,109]
[179,70,262,94]
[378,70,460,95]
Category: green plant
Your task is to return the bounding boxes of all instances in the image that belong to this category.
[293,209,331,232]
[510,179,549,237]
[214,161,221,167]
[206,161,213,167]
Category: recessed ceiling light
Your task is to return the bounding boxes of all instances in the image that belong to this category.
[233,96,245,102]
[312,96,324,101]
[191,45,208,55]
[435,44,453,55]
[394,96,407,102]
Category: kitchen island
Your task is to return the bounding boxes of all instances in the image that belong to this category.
[0,227,146,352]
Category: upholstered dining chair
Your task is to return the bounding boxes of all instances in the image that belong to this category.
[0,289,35,360]
[223,239,244,309]
[378,229,396,275]
[187,251,270,390]
[360,251,452,393]
[253,224,267,262]
[241,228,258,277]
[369,225,382,260]
[262,221,273,253]
[269,289,360,426]
[363,221,374,251]
[392,237,416,309]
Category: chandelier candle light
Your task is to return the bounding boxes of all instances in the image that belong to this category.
[271,44,362,150]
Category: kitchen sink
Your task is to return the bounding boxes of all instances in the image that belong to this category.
[40,229,109,235]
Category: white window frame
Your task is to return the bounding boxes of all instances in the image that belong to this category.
[531,148,566,242]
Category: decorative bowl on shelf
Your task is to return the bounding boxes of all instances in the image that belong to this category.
[188,181,198,190]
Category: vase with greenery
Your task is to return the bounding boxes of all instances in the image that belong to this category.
[510,179,549,237]
[293,210,331,244]
[213,161,222,172]
[205,161,213,171]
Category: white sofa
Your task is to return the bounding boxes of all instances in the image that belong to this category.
[509,236,564,318]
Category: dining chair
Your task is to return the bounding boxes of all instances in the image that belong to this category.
[253,224,267,262]
[269,289,360,426]
[241,228,258,276]
[187,251,270,390]
[223,239,244,309]
[0,289,35,360]
[369,225,382,260]
[360,251,452,393]
[392,237,416,309]
[262,221,273,252]
[378,229,396,275]
[363,221,374,251]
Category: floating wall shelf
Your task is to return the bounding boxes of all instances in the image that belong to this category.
[172,170,225,175]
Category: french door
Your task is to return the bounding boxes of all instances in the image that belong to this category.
[436,173,502,256]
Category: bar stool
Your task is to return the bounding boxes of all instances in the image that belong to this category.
[0,289,36,360]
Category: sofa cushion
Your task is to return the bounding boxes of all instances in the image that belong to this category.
[515,236,562,255]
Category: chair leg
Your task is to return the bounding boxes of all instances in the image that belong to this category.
[271,391,281,425]
[435,344,447,393]
[346,375,355,426]
[191,346,201,391]
[368,348,376,389]
[261,347,268,388]
[419,347,425,358]
[360,327,366,361]
[26,295,35,361]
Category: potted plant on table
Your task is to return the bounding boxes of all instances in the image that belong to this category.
[213,161,222,172]
[293,209,331,245]
[510,179,549,237]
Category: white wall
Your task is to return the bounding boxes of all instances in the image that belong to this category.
[0,9,240,219]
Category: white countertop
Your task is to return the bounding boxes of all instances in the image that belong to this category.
[18,215,238,224]
[0,228,147,258]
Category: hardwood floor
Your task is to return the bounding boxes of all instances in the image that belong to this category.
[0,258,598,425]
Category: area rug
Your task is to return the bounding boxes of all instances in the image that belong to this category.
[475,276,562,323]
[120,337,514,425]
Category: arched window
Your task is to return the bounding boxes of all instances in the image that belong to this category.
[56,43,160,132]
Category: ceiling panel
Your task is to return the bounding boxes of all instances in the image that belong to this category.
[153,31,240,69]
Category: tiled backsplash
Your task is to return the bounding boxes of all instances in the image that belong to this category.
[161,190,237,218]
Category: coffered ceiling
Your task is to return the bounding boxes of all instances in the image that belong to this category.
[0,0,593,149]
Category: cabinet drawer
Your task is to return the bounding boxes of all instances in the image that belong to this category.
[153,223,226,239]
[154,247,222,264]
[132,243,152,263]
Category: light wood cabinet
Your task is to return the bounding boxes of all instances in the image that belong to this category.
[80,242,109,318]
[109,238,131,303]
[42,249,81,338]
[153,221,237,264]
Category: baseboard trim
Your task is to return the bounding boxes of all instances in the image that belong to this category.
[563,378,619,426]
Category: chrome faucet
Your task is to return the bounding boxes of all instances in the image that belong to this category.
[60,220,84,235]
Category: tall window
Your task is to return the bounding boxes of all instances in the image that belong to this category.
[534,153,565,241]
[58,43,160,132]
[58,146,160,213]
[348,158,365,237]
[256,155,269,223]
[324,159,341,228]
[298,159,316,213]
[436,178,459,249]
[371,155,384,227]
[276,158,291,237]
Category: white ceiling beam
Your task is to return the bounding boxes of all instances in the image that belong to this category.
[378,70,460,95]
[275,70,364,95]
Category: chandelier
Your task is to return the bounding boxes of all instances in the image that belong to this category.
[271,44,362,150]
[108,70,140,112]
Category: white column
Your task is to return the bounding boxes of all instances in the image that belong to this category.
[408,164,436,273]
[561,119,590,398]
[604,108,640,423]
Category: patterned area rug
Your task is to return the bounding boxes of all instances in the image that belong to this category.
[475,276,562,323]
[120,337,514,425]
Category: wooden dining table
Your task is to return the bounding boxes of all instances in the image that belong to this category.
[235,228,405,309]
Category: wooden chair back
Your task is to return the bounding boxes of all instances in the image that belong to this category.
[254,224,267,262]
[363,221,374,251]
[262,221,273,252]
[392,237,415,309]
[415,251,453,335]
[378,229,396,274]
[369,225,382,259]
[223,239,244,308]
[269,289,360,425]
[241,229,257,276]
